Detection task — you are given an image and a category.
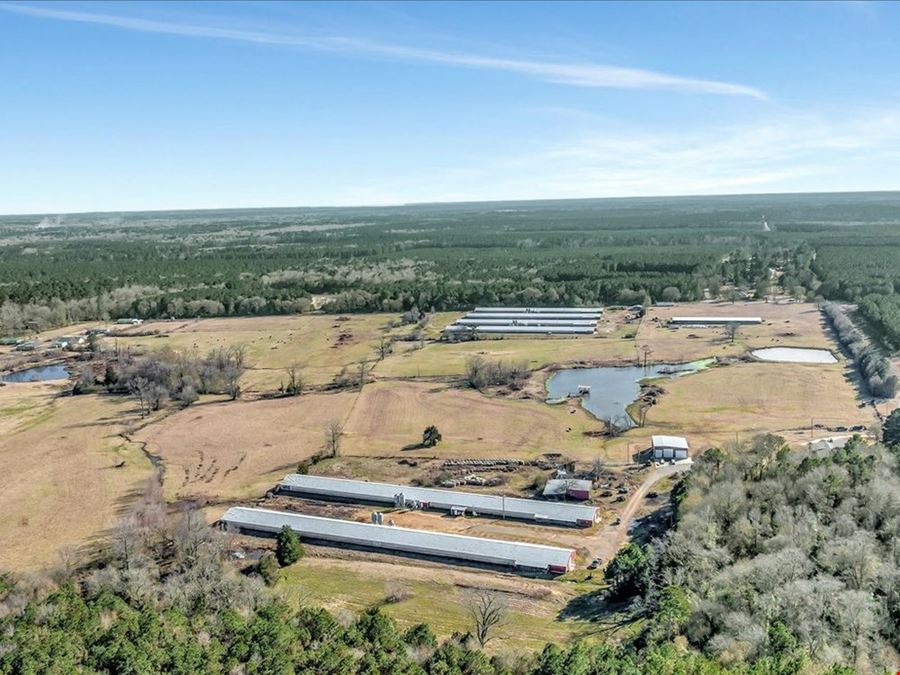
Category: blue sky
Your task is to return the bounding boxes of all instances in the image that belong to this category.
[1,1,899,213]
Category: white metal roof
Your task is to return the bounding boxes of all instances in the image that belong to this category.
[472,307,603,314]
[670,316,762,324]
[542,479,593,497]
[444,325,594,335]
[468,313,602,320]
[279,474,599,525]
[220,507,575,571]
[454,318,598,326]
[651,435,690,450]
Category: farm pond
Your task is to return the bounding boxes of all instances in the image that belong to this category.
[1,364,70,383]
[751,347,837,364]
[546,358,713,427]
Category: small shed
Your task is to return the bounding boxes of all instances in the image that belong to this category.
[651,435,690,460]
[543,479,593,501]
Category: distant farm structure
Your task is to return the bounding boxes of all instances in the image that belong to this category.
[444,306,603,338]
[669,316,762,326]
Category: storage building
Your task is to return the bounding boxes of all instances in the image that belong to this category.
[542,479,593,501]
[278,474,599,527]
[220,507,576,574]
[651,435,690,460]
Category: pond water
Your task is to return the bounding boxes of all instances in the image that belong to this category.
[1,364,70,383]
[751,347,837,364]
[545,359,713,427]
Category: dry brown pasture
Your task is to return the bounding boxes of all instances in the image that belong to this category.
[637,301,835,362]
[135,391,359,501]
[107,314,404,390]
[0,383,153,571]
[342,380,604,459]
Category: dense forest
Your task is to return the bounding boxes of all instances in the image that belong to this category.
[604,434,900,673]
[2,193,900,348]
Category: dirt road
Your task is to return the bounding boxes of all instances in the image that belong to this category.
[590,462,692,564]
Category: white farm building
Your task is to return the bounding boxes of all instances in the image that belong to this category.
[444,306,603,337]
[220,507,576,574]
[651,435,690,460]
[278,474,599,527]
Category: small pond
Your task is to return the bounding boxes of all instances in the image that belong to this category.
[1,364,70,383]
[751,347,837,364]
[546,358,713,427]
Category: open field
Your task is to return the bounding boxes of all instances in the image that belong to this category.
[0,384,154,571]
[107,314,404,389]
[135,391,359,501]
[637,301,835,362]
[342,380,604,459]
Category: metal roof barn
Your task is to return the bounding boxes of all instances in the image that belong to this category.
[670,316,762,325]
[454,318,598,327]
[651,435,689,450]
[279,474,599,527]
[220,507,576,574]
[444,325,595,335]
[473,307,603,314]
[467,313,601,320]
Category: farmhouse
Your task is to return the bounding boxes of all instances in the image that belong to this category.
[220,507,577,574]
[669,316,762,326]
[115,318,143,325]
[651,435,690,460]
[278,474,600,527]
[542,478,593,501]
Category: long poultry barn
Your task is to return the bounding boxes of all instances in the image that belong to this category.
[220,507,577,575]
[444,306,604,337]
[278,474,599,527]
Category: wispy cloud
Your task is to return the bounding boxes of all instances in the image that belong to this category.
[0,2,767,99]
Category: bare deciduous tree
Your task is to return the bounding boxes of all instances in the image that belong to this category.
[376,335,394,361]
[468,591,507,647]
[129,376,152,417]
[356,359,371,391]
[284,362,303,396]
[726,322,740,344]
[325,418,344,457]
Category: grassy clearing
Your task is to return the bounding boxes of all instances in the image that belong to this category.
[342,380,606,460]
[0,385,154,571]
[279,556,599,653]
[645,362,872,435]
